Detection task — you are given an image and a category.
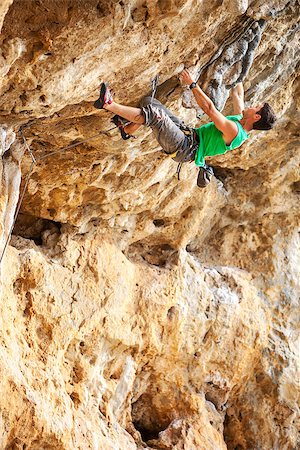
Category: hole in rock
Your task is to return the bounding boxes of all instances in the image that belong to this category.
[91,162,101,171]
[127,241,178,267]
[131,387,191,444]
[292,180,300,194]
[70,391,81,408]
[223,417,247,450]
[96,1,112,16]
[72,361,85,383]
[47,207,56,216]
[167,306,176,319]
[20,92,28,105]
[132,397,172,443]
[13,213,61,246]
[132,424,161,442]
[205,381,229,412]
[153,219,165,227]
[132,5,148,22]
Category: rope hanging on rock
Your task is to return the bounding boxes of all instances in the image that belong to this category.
[0,125,117,264]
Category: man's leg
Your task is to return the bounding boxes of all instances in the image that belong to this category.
[124,122,141,135]
[139,98,187,154]
[104,102,145,124]
[124,96,186,136]
[107,100,186,153]
[140,96,185,128]
[101,86,187,154]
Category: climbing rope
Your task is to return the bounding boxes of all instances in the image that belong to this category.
[0,124,117,264]
[37,127,116,161]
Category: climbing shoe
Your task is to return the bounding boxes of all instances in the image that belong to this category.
[111,115,135,140]
[197,164,214,188]
[94,82,113,109]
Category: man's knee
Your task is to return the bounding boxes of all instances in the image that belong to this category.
[139,96,153,108]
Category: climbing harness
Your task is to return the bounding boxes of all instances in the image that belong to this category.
[171,127,199,181]
[149,74,197,180]
[0,124,117,265]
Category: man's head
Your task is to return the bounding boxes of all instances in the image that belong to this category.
[243,103,276,130]
[253,103,277,130]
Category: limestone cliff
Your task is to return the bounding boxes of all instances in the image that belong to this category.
[0,1,299,449]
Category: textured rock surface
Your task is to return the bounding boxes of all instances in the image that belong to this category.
[0,126,22,261]
[0,1,299,449]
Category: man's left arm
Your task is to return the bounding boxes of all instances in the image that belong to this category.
[231,83,244,115]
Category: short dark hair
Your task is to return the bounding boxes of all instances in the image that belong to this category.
[253,103,276,130]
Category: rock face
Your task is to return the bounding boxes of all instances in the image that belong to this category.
[0,1,299,449]
[0,126,22,261]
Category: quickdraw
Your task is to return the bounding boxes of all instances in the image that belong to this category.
[150,74,160,103]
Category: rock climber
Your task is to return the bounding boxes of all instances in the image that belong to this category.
[94,69,276,187]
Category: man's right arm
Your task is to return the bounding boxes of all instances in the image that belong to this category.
[180,69,238,145]
[231,83,245,115]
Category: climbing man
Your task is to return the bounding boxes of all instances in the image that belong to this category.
[94,69,276,187]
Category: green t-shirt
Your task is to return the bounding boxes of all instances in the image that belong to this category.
[194,114,249,166]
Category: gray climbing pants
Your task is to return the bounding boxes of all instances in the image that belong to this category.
[140,96,197,161]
